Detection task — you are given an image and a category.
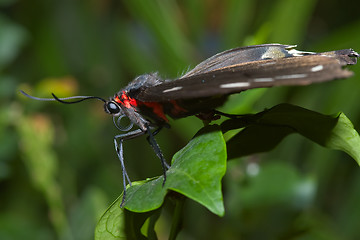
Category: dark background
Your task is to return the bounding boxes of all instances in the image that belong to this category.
[1,0,360,239]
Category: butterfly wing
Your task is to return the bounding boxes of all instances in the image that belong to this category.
[134,45,358,102]
[180,44,304,78]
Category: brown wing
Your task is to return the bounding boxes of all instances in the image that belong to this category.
[135,45,358,102]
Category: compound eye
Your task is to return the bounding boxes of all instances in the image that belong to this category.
[106,101,120,114]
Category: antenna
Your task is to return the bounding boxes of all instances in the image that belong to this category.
[20,90,107,104]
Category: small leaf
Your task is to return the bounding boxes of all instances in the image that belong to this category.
[324,113,360,162]
[225,104,360,165]
[95,195,159,240]
[124,125,227,216]
[98,125,226,222]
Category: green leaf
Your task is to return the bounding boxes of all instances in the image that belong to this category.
[95,195,159,240]
[95,125,226,239]
[98,125,226,227]
[124,125,227,216]
[324,112,360,162]
[95,196,126,240]
[225,104,360,165]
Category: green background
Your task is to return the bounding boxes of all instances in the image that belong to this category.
[1,0,360,239]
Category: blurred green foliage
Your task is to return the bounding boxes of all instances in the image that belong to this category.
[1,0,360,239]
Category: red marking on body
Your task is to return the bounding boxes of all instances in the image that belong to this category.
[115,91,138,108]
[115,91,169,122]
[141,102,168,122]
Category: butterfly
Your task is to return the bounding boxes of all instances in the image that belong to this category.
[21,44,359,205]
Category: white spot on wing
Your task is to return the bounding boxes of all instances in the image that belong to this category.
[275,74,307,79]
[253,78,273,82]
[162,86,183,93]
[288,49,315,56]
[311,65,323,72]
[220,82,250,88]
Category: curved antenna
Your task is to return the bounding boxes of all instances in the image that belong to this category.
[20,90,106,104]
[51,93,106,104]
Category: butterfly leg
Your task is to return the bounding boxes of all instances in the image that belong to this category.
[145,125,170,186]
[114,129,146,207]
